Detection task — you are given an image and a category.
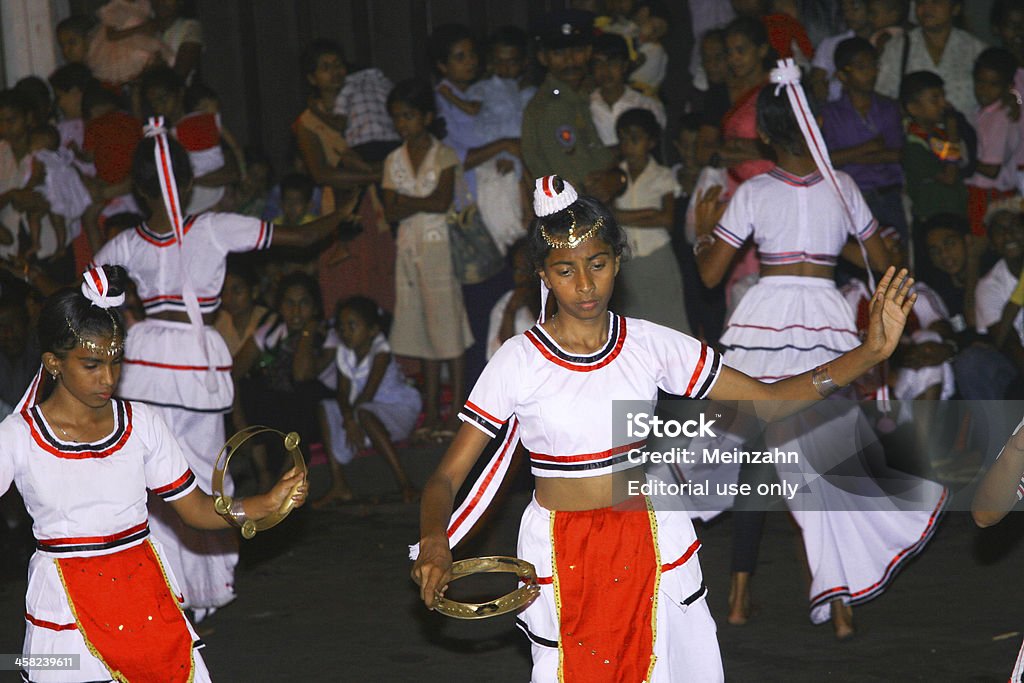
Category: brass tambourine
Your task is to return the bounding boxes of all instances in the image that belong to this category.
[432,556,541,620]
[212,426,307,539]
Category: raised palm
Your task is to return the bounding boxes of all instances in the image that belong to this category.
[865,267,917,360]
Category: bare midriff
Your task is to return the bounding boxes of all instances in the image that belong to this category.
[760,262,834,279]
[534,466,645,511]
[149,310,218,325]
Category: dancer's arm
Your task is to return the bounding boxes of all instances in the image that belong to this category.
[973,422,1024,528]
[169,467,307,530]
[412,424,491,607]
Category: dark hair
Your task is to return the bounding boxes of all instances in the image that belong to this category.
[49,63,95,93]
[0,89,33,118]
[834,37,876,72]
[56,14,96,38]
[140,65,184,99]
[899,70,944,109]
[387,79,445,138]
[225,254,260,289]
[615,107,661,142]
[280,172,315,202]
[430,23,476,73]
[756,83,812,155]
[81,81,124,120]
[701,28,726,48]
[992,0,1024,26]
[131,136,194,203]
[870,0,910,24]
[638,0,671,26]
[14,77,52,122]
[527,178,627,269]
[38,265,128,357]
[337,295,390,334]
[724,17,773,70]
[30,125,60,150]
[300,39,346,78]
[488,25,528,54]
[184,81,218,113]
[276,271,322,315]
[974,47,1018,85]
[922,212,970,239]
[677,111,702,133]
[593,33,631,63]
[103,212,143,239]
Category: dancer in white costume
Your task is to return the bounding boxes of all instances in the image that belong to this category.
[694,62,946,636]
[974,416,1024,683]
[411,174,915,681]
[92,120,352,617]
[1,265,306,683]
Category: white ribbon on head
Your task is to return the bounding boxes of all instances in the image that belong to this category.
[146,116,218,392]
[769,58,875,291]
[81,265,126,309]
[532,175,579,323]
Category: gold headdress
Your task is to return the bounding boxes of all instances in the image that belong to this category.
[533,176,600,249]
[73,266,125,356]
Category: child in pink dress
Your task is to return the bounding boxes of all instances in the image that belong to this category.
[87,0,173,85]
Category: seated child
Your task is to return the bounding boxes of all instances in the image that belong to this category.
[86,0,172,85]
[55,14,96,66]
[272,172,320,275]
[965,48,1021,236]
[900,71,970,238]
[318,296,422,505]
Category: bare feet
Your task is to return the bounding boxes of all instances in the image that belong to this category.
[831,599,855,640]
[727,572,751,625]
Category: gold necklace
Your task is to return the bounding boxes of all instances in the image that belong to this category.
[54,420,79,443]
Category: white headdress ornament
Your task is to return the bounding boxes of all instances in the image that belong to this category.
[81,265,125,308]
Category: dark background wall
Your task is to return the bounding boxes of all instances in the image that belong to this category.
[67,1,696,173]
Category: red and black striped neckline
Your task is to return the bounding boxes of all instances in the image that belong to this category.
[524,313,626,371]
[24,399,132,459]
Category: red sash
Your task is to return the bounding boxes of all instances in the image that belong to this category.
[55,540,194,682]
[552,497,659,681]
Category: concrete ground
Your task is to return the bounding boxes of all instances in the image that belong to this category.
[2,440,1023,682]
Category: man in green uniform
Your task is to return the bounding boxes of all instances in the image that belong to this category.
[523,10,625,201]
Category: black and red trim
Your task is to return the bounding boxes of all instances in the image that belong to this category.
[36,521,150,554]
[530,439,646,473]
[134,215,197,247]
[524,313,626,372]
[684,343,721,399]
[458,400,506,438]
[151,469,197,500]
[23,400,132,460]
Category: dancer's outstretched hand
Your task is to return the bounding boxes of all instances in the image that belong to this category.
[865,267,917,361]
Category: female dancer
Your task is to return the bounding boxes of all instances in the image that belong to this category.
[695,70,946,636]
[412,174,916,681]
[92,124,352,619]
[2,264,306,683]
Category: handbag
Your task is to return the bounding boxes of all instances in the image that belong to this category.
[447,203,504,285]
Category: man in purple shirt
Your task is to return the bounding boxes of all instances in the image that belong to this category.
[821,37,907,240]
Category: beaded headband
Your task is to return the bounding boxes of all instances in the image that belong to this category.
[65,311,123,357]
[539,210,603,249]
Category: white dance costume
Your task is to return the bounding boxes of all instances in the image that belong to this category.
[93,212,273,612]
[0,398,212,682]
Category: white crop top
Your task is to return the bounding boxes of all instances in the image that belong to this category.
[458,314,722,478]
[93,212,273,315]
[713,168,878,267]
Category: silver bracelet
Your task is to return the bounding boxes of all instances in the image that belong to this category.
[693,234,716,256]
[811,365,839,398]
[228,499,249,527]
